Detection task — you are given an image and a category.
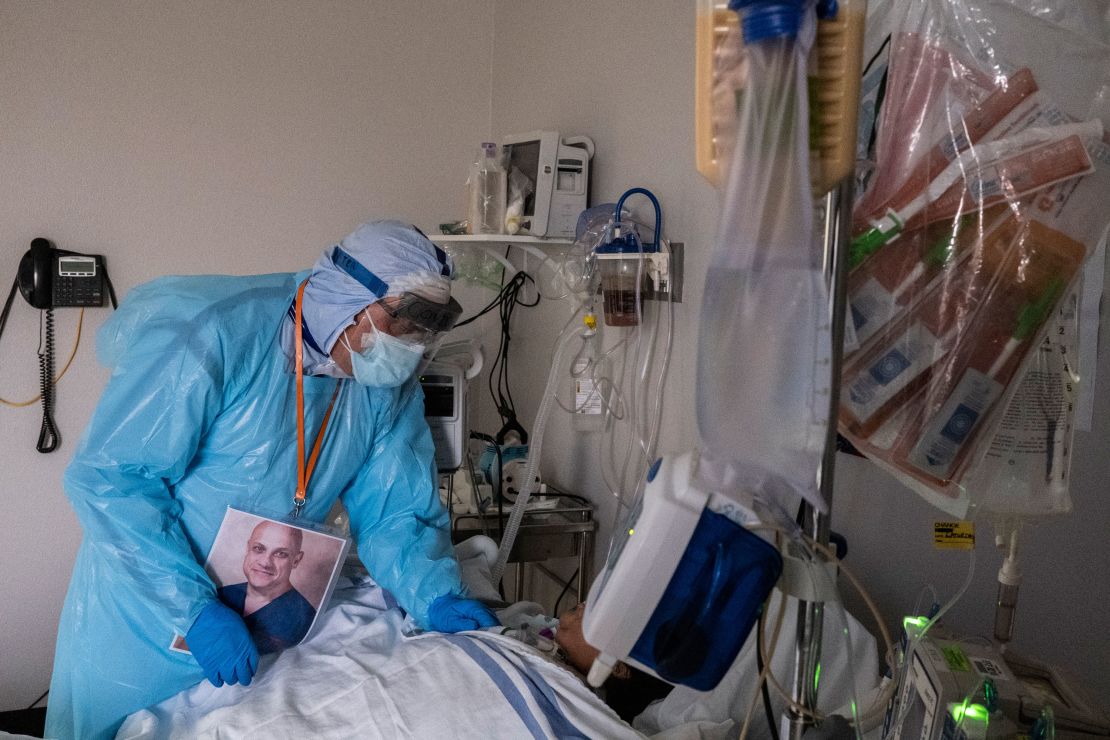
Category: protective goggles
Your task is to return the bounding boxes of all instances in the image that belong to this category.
[378,292,463,336]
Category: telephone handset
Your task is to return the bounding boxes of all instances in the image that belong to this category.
[1,237,117,453]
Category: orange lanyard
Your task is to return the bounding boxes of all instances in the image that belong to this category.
[292,279,341,518]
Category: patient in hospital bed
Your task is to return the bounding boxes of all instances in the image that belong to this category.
[117,536,880,739]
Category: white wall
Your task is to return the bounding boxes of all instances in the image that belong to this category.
[0,0,494,710]
[490,0,1110,708]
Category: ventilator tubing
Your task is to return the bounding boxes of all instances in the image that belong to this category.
[490,322,581,584]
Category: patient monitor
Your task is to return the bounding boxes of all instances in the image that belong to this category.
[421,341,482,473]
[421,362,465,472]
[501,131,595,238]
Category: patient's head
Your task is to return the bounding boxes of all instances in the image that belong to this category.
[555,602,629,679]
[556,602,672,722]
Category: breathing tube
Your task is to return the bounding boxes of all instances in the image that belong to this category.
[489,316,584,584]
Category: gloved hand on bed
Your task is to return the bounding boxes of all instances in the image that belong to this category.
[186,600,260,687]
[427,594,499,632]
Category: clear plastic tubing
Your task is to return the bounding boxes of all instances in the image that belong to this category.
[490,321,583,584]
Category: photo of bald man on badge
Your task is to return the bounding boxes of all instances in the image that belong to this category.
[203,508,350,655]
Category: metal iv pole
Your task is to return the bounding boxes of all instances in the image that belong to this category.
[784,176,854,739]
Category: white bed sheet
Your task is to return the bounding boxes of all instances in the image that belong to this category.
[117,537,879,740]
[118,572,645,739]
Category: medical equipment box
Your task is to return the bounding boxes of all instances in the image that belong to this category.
[502,130,594,238]
[886,625,1110,739]
[421,361,466,472]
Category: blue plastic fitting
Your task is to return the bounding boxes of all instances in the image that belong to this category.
[728,0,805,43]
[816,0,838,20]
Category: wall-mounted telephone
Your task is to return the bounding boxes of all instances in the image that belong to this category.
[1,237,117,453]
[17,237,109,309]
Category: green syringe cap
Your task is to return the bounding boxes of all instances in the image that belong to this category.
[1014,277,1066,341]
[849,227,889,268]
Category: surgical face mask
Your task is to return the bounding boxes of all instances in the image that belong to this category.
[340,311,426,388]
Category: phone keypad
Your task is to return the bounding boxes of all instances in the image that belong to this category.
[53,276,104,307]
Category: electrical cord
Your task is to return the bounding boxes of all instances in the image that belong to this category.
[756,609,782,740]
[453,269,535,328]
[27,689,48,710]
[0,305,85,408]
[456,265,539,444]
[765,557,896,725]
[735,524,896,728]
[552,567,580,617]
[739,583,789,740]
[0,277,17,345]
[36,307,60,452]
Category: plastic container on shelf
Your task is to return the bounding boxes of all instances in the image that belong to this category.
[467,142,507,235]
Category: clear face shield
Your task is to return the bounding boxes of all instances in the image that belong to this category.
[377,291,464,373]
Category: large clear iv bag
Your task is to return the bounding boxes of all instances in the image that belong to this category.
[695,4,832,512]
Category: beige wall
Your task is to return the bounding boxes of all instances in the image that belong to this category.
[0,0,493,709]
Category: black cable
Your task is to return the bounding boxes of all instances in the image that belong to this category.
[453,270,536,328]
[455,266,538,444]
[0,277,18,345]
[553,567,580,617]
[36,307,60,453]
[861,34,891,76]
[103,269,119,309]
[757,612,781,740]
[27,689,48,710]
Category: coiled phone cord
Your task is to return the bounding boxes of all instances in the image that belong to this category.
[36,307,60,453]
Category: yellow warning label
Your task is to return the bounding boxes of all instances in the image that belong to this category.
[934,521,975,549]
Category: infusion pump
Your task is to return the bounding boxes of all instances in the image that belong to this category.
[420,361,466,472]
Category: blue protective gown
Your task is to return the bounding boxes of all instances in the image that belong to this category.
[45,271,464,740]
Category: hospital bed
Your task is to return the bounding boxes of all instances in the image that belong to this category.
[117,540,880,740]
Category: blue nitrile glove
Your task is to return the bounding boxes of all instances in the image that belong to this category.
[186,600,260,687]
[427,595,500,632]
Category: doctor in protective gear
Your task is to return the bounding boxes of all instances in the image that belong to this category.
[46,220,498,740]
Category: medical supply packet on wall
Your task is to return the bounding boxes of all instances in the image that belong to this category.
[838,0,1110,519]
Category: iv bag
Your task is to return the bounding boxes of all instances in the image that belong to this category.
[696,8,832,513]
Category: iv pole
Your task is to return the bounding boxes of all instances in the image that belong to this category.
[784,177,854,739]
[783,0,866,732]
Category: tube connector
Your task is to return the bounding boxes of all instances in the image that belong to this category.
[587,653,617,687]
[647,249,670,293]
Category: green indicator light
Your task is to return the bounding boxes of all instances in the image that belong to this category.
[814,663,821,693]
[966,704,990,722]
[951,702,990,724]
[903,616,928,630]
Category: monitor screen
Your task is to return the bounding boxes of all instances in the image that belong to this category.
[423,385,454,418]
[506,140,540,217]
[59,258,96,275]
